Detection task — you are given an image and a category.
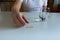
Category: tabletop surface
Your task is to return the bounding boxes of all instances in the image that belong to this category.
[0,12,60,40]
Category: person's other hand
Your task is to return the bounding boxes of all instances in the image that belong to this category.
[12,13,29,27]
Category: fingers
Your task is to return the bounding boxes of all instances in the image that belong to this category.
[12,13,29,27]
[12,14,23,27]
[16,14,26,25]
[22,15,29,23]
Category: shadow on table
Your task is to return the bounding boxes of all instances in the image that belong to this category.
[0,12,19,29]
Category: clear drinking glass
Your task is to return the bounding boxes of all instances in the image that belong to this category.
[39,7,50,21]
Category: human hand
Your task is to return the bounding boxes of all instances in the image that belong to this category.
[12,13,29,27]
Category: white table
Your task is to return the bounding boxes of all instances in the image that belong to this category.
[0,12,60,40]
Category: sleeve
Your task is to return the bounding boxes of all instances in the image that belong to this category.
[20,0,23,2]
[43,0,48,6]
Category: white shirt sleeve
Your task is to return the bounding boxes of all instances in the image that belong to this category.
[43,0,47,6]
[19,0,23,2]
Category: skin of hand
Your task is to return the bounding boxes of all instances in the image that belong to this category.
[12,0,29,27]
[12,13,29,27]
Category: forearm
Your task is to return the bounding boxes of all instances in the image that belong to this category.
[11,7,20,14]
[11,0,23,14]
